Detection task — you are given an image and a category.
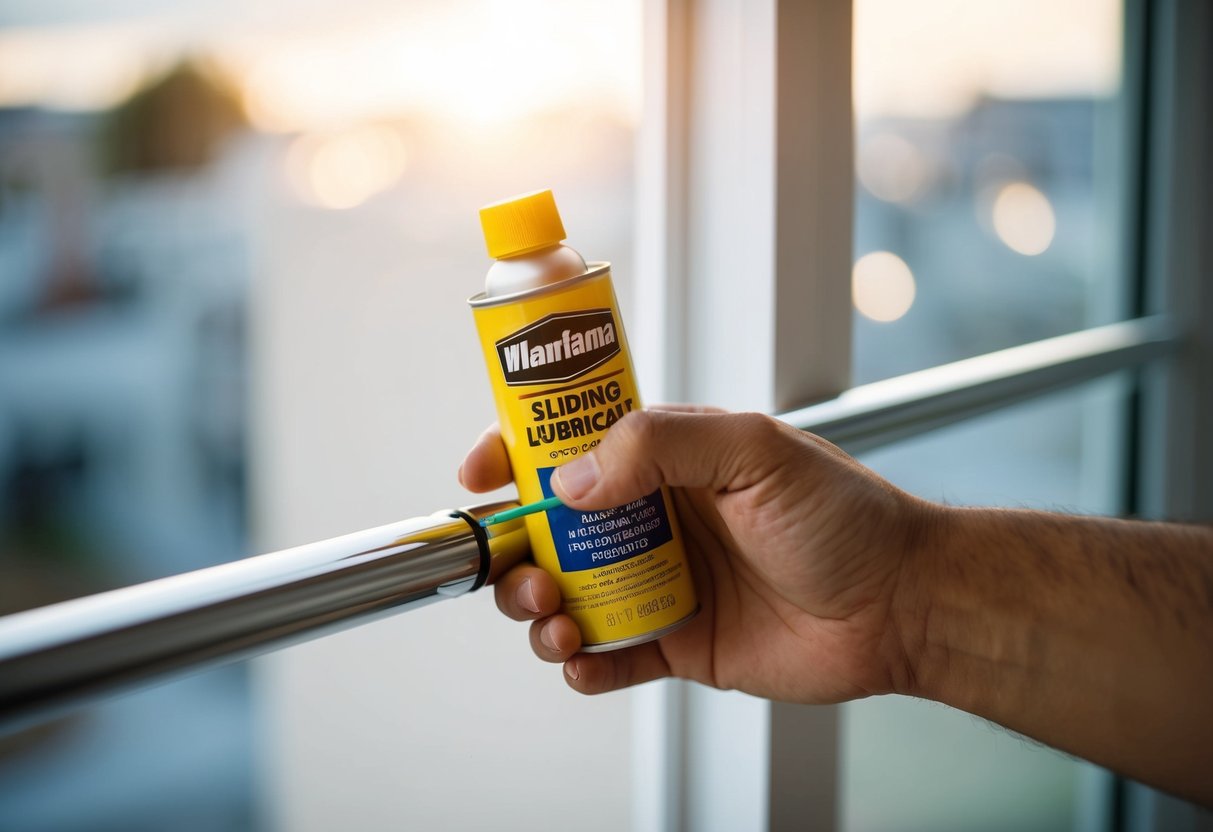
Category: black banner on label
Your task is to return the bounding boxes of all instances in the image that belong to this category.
[496,309,619,386]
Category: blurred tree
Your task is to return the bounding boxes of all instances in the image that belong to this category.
[102,60,246,174]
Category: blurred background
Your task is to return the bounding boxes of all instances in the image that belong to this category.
[0,0,1133,830]
[0,2,640,829]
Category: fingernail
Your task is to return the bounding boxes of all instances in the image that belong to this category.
[456,463,465,487]
[552,456,600,500]
[564,660,580,681]
[540,621,559,652]
[517,579,540,614]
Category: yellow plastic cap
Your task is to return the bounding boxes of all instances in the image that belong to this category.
[479,189,566,259]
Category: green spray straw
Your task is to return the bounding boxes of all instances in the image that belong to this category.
[478,496,564,527]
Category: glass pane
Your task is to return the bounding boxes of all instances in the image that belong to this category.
[247,3,643,828]
[0,2,641,830]
[841,375,1129,832]
[0,6,256,828]
[852,0,1126,383]
[0,667,254,831]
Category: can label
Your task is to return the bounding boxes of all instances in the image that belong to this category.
[470,265,697,648]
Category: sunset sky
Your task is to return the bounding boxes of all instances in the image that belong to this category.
[0,0,1119,127]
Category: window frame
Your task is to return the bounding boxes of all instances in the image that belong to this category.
[632,2,853,829]
[630,0,1211,829]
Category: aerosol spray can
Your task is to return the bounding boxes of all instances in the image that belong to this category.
[469,190,698,651]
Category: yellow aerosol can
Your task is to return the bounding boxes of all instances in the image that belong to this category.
[469,190,698,651]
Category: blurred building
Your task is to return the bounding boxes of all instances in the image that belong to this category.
[0,63,257,832]
[854,96,1115,384]
[0,64,250,597]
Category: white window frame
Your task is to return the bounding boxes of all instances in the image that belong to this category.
[630,1,1212,830]
[633,2,852,829]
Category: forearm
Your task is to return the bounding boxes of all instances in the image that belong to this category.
[896,507,1213,805]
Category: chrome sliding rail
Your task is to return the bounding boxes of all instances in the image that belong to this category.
[0,316,1179,734]
[781,316,1176,453]
[0,502,528,733]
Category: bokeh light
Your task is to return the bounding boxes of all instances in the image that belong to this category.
[858,133,932,203]
[285,126,408,210]
[852,251,917,322]
[991,181,1056,255]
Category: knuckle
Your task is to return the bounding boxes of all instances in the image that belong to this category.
[737,411,782,439]
[614,409,659,451]
[737,411,792,455]
[604,410,670,494]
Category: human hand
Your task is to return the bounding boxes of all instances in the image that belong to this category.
[459,408,936,703]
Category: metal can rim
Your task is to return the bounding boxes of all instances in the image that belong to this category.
[578,605,701,653]
[467,261,611,308]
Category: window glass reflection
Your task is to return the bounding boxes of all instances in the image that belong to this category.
[852,0,1125,383]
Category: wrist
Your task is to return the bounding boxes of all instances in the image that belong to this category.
[885,499,962,701]
[890,505,1045,718]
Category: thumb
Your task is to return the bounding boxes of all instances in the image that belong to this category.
[550,410,783,509]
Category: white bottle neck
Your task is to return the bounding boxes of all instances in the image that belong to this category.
[484,244,588,298]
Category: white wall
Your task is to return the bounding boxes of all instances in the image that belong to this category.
[249,165,636,831]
